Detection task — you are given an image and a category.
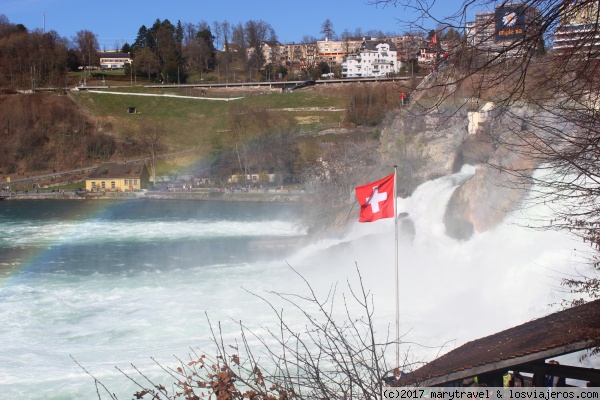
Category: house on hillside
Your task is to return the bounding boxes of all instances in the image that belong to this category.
[317,37,360,66]
[85,162,150,192]
[98,52,132,69]
[417,47,438,64]
[222,43,241,53]
[342,38,399,78]
[260,41,285,67]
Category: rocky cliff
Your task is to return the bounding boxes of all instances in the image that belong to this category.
[380,102,539,240]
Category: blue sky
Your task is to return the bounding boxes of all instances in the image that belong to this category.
[3,0,471,49]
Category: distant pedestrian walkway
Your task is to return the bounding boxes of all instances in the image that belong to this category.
[85,90,243,101]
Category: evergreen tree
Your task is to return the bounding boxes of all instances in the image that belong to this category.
[131,19,186,83]
[121,42,131,54]
[321,19,335,40]
[197,28,216,71]
[132,25,148,53]
[175,20,184,53]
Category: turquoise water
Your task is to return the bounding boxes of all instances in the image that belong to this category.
[0,199,302,274]
[0,199,306,399]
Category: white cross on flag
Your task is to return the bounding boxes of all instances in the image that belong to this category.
[355,173,395,222]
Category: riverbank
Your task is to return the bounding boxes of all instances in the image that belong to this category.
[1,188,307,203]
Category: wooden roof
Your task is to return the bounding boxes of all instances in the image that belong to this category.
[86,163,148,180]
[397,299,600,386]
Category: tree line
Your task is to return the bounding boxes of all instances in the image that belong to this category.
[0,12,413,88]
[0,15,70,88]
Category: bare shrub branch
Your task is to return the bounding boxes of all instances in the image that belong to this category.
[80,264,444,399]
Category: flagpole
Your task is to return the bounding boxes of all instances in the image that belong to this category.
[393,165,399,368]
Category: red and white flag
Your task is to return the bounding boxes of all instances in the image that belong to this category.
[430,33,437,48]
[355,173,395,222]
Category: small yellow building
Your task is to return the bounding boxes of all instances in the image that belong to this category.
[85,162,150,192]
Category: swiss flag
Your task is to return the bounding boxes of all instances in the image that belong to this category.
[355,173,395,222]
[430,33,437,48]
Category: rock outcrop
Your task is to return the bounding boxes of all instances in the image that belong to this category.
[444,139,539,239]
[380,107,469,196]
[381,103,540,240]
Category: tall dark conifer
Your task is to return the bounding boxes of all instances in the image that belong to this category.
[198,28,216,71]
[175,20,184,54]
[132,25,148,54]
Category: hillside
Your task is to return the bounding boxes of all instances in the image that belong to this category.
[0,81,407,190]
[0,93,115,184]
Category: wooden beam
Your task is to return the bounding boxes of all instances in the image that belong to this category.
[414,341,594,386]
[516,361,600,383]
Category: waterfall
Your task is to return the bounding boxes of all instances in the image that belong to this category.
[0,167,595,398]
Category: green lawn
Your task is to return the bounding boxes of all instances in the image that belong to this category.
[72,89,348,152]
[74,92,226,149]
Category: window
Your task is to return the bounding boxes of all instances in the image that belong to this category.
[134,180,137,185]
[92,182,96,189]
[101,181,106,189]
[111,181,116,189]
[124,180,128,186]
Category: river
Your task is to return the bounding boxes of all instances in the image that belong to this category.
[0,167,596,399]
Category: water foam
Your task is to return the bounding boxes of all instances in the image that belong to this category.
[1,219,304,247]
[0,170,597,398]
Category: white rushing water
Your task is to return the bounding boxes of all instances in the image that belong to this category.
[0,166,597,399]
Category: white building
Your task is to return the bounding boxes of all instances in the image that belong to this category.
[468,101,496,135]
[466,11,496,48]
[553,1,600,56]
[341,39,399,78]
[418,47,438,64]
[99,52,132,69]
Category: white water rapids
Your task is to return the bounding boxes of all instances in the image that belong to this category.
[0,165,597,399]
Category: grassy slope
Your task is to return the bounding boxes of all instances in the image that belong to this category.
[73,90,348,151]
[3,82,391,189]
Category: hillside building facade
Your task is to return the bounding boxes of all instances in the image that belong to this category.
[341,39,399,78]
[99,52,132,69]
[553,0,600,56]
[85,163,150,192]
[466,3,542,59]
